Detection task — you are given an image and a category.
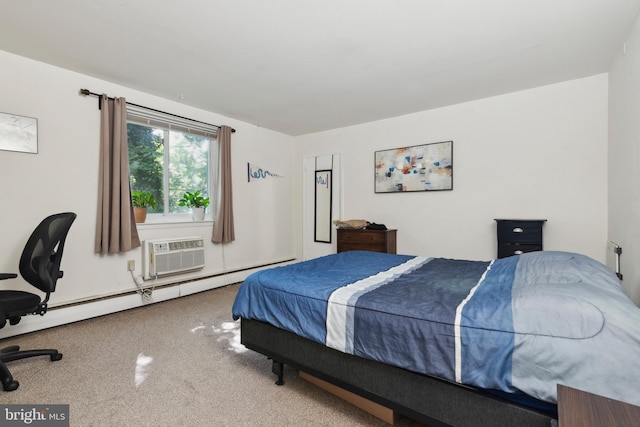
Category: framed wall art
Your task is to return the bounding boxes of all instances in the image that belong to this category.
[0,112,38,154]
[374,141,452,193]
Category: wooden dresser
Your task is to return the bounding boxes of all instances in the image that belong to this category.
[337,229,397,254]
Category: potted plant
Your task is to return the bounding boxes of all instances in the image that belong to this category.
[178,190,210,221]
[131,190,157,223]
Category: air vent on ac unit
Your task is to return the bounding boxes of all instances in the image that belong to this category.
[144,236,205,279]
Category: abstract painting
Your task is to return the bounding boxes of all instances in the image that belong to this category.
[375,141,452,193]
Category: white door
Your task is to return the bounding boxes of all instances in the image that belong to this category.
[303,154,341,260]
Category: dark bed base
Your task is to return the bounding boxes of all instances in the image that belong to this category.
[241,318,557,427]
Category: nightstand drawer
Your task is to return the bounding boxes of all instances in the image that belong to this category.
[496,220,543,244]
[498,243,542,258]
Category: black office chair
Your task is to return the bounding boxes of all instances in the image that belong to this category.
[0,212,76,391]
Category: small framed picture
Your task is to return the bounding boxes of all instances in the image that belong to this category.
[0,112,38,154]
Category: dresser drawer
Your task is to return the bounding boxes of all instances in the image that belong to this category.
[338,230,386,244]
[496,220,544,244]
[337,229,397,254]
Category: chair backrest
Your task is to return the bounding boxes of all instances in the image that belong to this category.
[19,212,77,294]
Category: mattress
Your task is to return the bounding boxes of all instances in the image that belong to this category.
[232,250,640,406]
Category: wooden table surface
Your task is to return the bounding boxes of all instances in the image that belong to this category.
[558,384,640,427]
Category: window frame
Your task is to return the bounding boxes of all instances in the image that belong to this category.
[126,105,219,225]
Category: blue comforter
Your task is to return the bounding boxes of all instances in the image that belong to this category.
[232,250,640,406]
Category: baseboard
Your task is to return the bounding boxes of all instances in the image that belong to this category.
[0,268,254,340]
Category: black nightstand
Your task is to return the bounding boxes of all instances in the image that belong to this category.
[494,219,546,259]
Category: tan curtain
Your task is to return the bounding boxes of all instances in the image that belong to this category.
[212,125,235,243]
[95,95,141,254]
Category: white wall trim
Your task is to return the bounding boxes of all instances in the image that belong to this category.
[0,264,291,340]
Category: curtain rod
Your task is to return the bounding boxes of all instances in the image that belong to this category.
[79,89,235,133]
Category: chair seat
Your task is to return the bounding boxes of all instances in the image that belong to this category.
[0,291,41,320]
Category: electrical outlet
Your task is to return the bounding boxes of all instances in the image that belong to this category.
[127,260,135,272]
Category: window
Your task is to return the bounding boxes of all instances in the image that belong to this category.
[127,106,218,221]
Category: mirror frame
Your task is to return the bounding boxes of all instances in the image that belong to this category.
[314,169,333,243]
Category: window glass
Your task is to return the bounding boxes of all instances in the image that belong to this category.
[128,123,164,214]
[168,130,210,214]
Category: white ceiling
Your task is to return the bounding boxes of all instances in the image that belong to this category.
[1,1,639,136]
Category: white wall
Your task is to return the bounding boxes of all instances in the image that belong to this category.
[608,12,640,304]
[0,42,625,340]
[295,75,609,264]
[0,50,296,334]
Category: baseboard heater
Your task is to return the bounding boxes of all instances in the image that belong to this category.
[144,236,205,279]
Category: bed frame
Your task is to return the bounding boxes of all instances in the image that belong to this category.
[241,318,557,427]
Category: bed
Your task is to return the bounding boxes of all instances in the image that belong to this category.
[232,250,640,426]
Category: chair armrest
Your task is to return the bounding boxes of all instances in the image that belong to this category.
[0,273,18,280]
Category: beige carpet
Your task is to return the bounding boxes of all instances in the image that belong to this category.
[0,284,415,426]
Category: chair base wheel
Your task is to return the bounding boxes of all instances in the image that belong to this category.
[3,379,19,392]
[1,362,19,391]
[1,349,62,391]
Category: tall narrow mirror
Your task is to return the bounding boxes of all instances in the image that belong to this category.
[314,169,332,243]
